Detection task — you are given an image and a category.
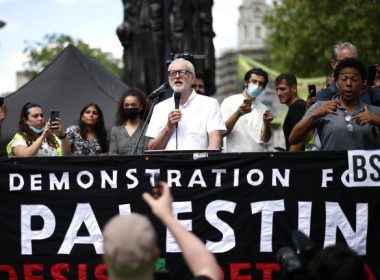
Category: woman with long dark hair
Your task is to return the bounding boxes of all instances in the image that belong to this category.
[65,103,108,155]
[109,88,148,155]
[7,102,70,156]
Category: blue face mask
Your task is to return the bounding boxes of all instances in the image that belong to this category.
[247,84,263,98]
[29,126,44,134]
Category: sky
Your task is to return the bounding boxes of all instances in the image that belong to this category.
[0,0,248,95]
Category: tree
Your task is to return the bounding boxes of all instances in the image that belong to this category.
[23,33,122,78]
[263,0,380,77]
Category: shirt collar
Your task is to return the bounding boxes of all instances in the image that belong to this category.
[334,96,365,115]
[176,90,196,108]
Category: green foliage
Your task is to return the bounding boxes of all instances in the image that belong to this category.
[263,0,380,77]
[23,33,122,78]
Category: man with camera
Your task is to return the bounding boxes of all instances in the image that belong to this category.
[103,181,220,280]
[145,58,226,151]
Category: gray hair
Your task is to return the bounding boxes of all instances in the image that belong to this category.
[170,58,195,74]
[331,42,357,60]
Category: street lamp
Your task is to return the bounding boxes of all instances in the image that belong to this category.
[0,20,6,29]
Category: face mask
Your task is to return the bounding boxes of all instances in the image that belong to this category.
[29,126,44,134]
[247,84,263,98]
[122,107,139,120]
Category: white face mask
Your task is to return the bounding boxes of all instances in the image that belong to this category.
[247,84,263,98]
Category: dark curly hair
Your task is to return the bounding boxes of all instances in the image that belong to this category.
[115,88,148,126]
[334,58,367,82]
[243,67,269,89]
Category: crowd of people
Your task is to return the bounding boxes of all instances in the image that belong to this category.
[1,41,379,155]
[0,41,379,279]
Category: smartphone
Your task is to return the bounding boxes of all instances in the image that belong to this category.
[243,99,252,106]
[50,110,59,130]
[144,173,162,198]
[367,65,376,87]
[0,97,4,107]
[308,84,316,97]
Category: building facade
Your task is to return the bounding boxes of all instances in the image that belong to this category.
[215,0,269,102]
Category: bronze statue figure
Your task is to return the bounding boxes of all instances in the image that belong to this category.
[117,0,216,96]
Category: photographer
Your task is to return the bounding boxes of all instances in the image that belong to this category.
[103,181,220,280]
[278,231,370,280]
[308,244,368,280]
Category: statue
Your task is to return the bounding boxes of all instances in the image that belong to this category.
[117,0,216,96]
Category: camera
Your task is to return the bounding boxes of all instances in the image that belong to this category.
[277,230,317,280]
[277,247,303,273]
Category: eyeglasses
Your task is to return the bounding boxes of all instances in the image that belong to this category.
[168,70,193,78]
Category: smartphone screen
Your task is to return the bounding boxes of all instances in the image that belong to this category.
[308,84,316,97]
[367,65,376,86]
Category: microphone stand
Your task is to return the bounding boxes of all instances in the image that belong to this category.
[131,95,160,155]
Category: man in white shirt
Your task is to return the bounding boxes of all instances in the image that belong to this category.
[220,68,273,152]
[146,58,226,150]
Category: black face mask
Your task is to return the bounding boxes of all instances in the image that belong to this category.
[122,107,139,120]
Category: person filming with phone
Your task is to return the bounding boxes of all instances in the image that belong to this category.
[220,67,273,152]
[6,102,70,157]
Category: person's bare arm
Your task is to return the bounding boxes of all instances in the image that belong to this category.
[352,105,380,129]
[261,110,273,143]
[12,123,51,157]
[224,103,251,135]
[289,101,337,145]
[53,119,71,156]
[208,130,222,150]
[143,183,220,280]
[147,109,180,150]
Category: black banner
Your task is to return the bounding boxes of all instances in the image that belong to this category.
[0,150,379,280]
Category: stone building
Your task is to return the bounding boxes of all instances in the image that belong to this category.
[215,0,269,102]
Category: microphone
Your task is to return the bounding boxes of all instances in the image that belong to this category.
[174,92,181,128]
[174,92,181,109]
[149,82,169,99]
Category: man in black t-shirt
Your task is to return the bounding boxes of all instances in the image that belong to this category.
[275,74,306,151]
